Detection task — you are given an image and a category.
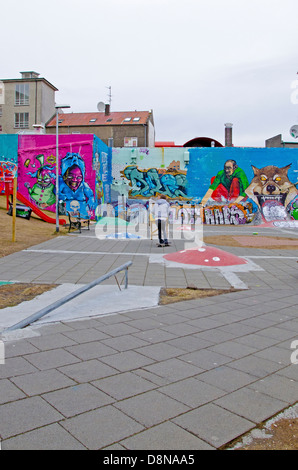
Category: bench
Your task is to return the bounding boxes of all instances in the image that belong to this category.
[67,211,90,233]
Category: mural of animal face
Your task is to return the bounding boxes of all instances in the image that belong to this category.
[245,164,298,208]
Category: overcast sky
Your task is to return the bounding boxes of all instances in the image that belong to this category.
[2,0,298,147]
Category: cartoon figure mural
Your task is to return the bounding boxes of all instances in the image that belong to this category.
[24,154,56,208]
[17,134,108,221]
[59,152,96,218]
[201,159,250,206]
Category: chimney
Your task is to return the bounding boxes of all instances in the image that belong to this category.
[105,104,110,116]
[224,123,233,147]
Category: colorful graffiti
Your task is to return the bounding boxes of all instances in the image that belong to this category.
[0,134,18,193]
[17,135,106,219]
[121,165,188,199]
[201,160,249,206]
[244,164,298,222]
[24,154,56,208]
[203,202,254,225]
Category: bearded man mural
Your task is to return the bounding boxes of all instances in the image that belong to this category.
[201,159,249,206]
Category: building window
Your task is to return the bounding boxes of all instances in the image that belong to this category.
[15,112,29,128]
[124,137,138,147]
[15,83,29,106]
[133,117,140,122]
[123,117,131,122]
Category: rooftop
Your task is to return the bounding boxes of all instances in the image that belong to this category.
[46,111,152,127]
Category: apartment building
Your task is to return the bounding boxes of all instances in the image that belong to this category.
[0,71,57,134]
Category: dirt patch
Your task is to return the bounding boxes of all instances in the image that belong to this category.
[226,406,298,450]
[0,282,56,309]
[0,195,69,258]
[159,286,236,305]
[205,235,298,250]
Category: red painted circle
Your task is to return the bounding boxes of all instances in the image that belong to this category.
[163,246,247,267]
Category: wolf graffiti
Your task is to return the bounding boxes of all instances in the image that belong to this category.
[245,164,298,221]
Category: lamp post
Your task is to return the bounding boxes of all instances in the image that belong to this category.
[55,104,70,232]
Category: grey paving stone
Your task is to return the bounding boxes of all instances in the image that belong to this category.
[257,326,298,342]
[92,371,156,400]
[61,405,144,450]
[173,402,254,448]
[24,348,80,371]
[161,322,201,336]
[198,365,258,392]
[208,340,257,359]
[233,333,279,350]
[101,334,149,352]
[114,390,190,427]
[42,383,114,417]
[58,359,119,383]
[249,374,298,404]
[0,379,26,404]
[65,342,118,361]
[0,356,38,379]
[4,340,39,358]
[215,387,287,423]
[132,329,176,344]
[159,377,226,408]
[166,335,213,352]
[254,345,294,366]
[143,358,204,382]
[228,355,284,378]
[179,349,233,370]
[120,421,214,450]
[136,342,185,361]
[26,333,76,351]
[2,423,86,450]
[0,396,63,439]
[10,369,76,396]
[99,350,154,372]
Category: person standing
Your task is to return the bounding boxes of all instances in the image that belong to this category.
[154,194,170,247]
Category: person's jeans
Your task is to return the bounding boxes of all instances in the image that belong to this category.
[157,219,168,244]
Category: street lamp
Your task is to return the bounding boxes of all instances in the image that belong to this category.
[55,104,70,232]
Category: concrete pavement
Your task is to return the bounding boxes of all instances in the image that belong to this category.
[0,223,298,450]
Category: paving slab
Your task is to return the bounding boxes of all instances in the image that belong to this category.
[1,224,298,449]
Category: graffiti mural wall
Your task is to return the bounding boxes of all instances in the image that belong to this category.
[112,147,188,200]
[111,146,298,225]
[1,134,298,227]
[0,135,18,193]
[187,147,298,224]
[18,134,110,219]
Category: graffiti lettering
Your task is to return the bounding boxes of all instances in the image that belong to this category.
[121,165,188,199]
[203,203,254,225]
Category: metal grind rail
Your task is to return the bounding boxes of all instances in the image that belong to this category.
[3,261,133,332]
